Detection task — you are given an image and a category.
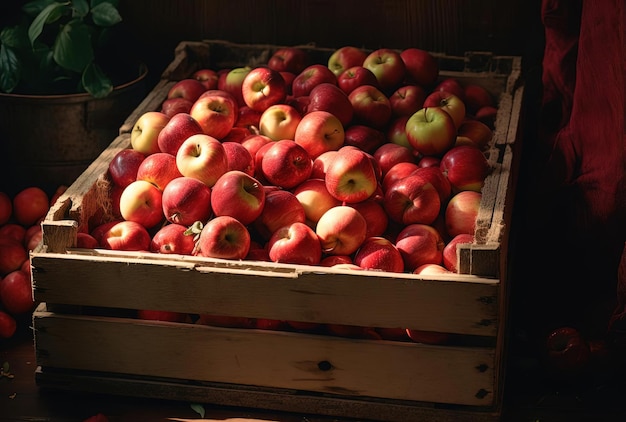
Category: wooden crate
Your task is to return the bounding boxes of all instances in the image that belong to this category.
[31,40,524,422]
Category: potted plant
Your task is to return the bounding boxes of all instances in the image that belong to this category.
[0,0,148,196]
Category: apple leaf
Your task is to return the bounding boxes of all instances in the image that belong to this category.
[91,2,122,27]
[22,0,57,18]
[82,62,112,98]
[27,2,69,46]
[53,19,93,73]
[0,45,21,93]
[72,0,90,18]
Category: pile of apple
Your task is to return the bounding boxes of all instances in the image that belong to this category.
[82,45,498,342]
[0,186,65,340]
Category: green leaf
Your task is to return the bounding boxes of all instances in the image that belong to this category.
[1,26,27,50]
[91,2,122,27]
[28,2,70,46]
[22,0,58,17]
[72,0,90,18]
[190,403,205,418]
[82,62,112,98]
[53,19,93,73]
[91,0,119,9]
[0,45,20,92]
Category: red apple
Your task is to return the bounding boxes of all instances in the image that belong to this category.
[405,107,457,156]
[386,115,413,150]
[324,147,378,203]
[327,46,368,77]
[381,161,420,192]
[310,150,338,179]
[546,326,591,375]
[217,66,252,107]
[131,111,171,155]
[258,103,302,141]
[343,124,385,155]
[194,215,251,260]
[293,178,342,225]
[373,142,416,177]
[24,224,42,251]
[175,133,228,187]
[433,78,465,102]
[383,173,441,226]
[440,145,491,193]
[362,48,406,93]
[76,232,99,249]
[222,141,255,176]
[0,269,35,315]
[197,314,255,329]
[353,236,404,273]
[410,165,452,205]
[108,148,145,188]
[291,64,337,98]
[316,205,367,256]
[118,180,164,229]
[93,220,152,251]
[0,224,26,244]
[475,105,498,129]
[190,90,238,140]
[389,84,427,117]
[418,155,441,168]
[210,170,266,226]
[348,84,392,130]
[137,309,188,323]
[0,192,12,226]
[268,47,309,74]
[241,66,287,112]
[160,97,194,118]
[167,78,207,103]
[150,223,197,255]
[221,126,252,143]
[0,311,16,339]
[135,152,182,191]
[266,221,322,266]
[0,238,28,277]
[161,176,213,227]
[320,255,353,267]
[413,263,452,275]
[192,68,219,90]
[463,84,495,115]
[306,82,354,127]
[406,329,450,345]
[235,106,263,133]
[284,94,310,116]
[241,134,272,162]
[157,112,204,156]
[337,65,379,95]
[13,186,49,226]
[260,139,312,189]
[455,118,493,151]
[442,233,474,273]
[246,240,271,262]
[294,110,345,159]
[349,198,388,238]
[444,190,482,238]
[251,189,306,241]
[422,91,466,129]
[395,223,445,272]
[400,48,439,88]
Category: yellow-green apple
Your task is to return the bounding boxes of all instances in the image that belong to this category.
[343,124,385,154]
[294,110,345,159]
[405,107,457,156]
[413,263,452,275]
[137,309,189,323]
[119,180,164,229]
[175,133,228,187]
[258,103,302,141]
[268,47,309,74]
[92,220,152,251]
[210,170,266,226]
[306,82,354,127]
[444,190,481,237]
[12,186,49,227]
[455,118,493,150]
[353,236,404,273]
[0,239,28,277]
[266,221,322,266]
[157,112,204,156]
[292,178,341,225]
[383,173,441,225]
[410,166,452,205]
[390,84,427,117]
[131,111,171,155]
[161,176,213,226]
[0,311,16,339]
[439,144,491,193]
[241,66,287,112]
[150,223,196,255]
[328,46,368,77]
[235,105,263,131]
[192,68,219,90]
[291,64,337,98]
[362,48,406,93]
[442,233,474,273]
[0,192,11,226]
[251,190,306,241]
[108,148,145,188]
[194,215,251,260]
[0,269,35,315]
[337,65,379,95]
[381,161,420,192]
[160,97,194,118]
[260,139,312,189]
[320,254,353,267]
[218,66,252,107]
[167,78,207,103]
[349,199,388,238]
[324,146,378,203]
[316,205,367,256]
[386,115,413,150]
[348,84,392,130]
[434,78,465,102]
[135,152,182,191]
[222,141,255,176]
[422,91,466,129]
[373,142,416,178]
[395,223,445,272]
[76,232,99,248]
[405,329,450,345]
[190,90,238,140]
[475,105,498,129]
[400,48,439,88]
[0,224,25,244]
[463,84,494,115]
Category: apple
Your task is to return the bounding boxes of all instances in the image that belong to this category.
[418,155,441,168]
[433,78,465,102]
[150,223,197,255]
[546,326,591,375]
[0,269,35,315]
[389,84,427,117]
[442,233,474,273]
[324,147,378,203]
[383,173,441,225]
[266,221,322,266]
[246,240,271,262]
[406,329,451,345]
[327,46,368,77]
[0,192,12,226]
[310,150,338,179]
[410,166,452,205]
[24,224,43,251]
[192,68,219,90]
[108,148,145,188]
[235,105,263,131]
[251,189,306,241]
[176,133,228,187]
[189,90,238,140]
[373,142,416,177]
[167,78,207,103]
[161,176,213,226]
[422,91,466,129]
[445,190,482,238]
[463,84,495,115]
[395,223,445,272]
[210,170,266,226]
[218,66,252,107]
[405,107,457,156]
[349,198,388,238]
[93,220,152,251]
[306,82,354,127]
[455,118,493,150]
[268,47,309,74]
[131,111,171,155]
[197,313,256,329]
[293,178,342,225]
[381,161,420,192]
[241,66,287,112]
[326,324,380,339]
[160,97,194,118]
[194,215,251,260]
[260,139,312,189]
[400,48,439,88]
[353,236,404,273]
[135,152,182,191]
[284,94,310,115]
[12,186,49,226]
[343,124,386,154]
[362,48,406,93]
[475,105,498,129]
[440,145,491,193]
[137,309,189,323]
[294,110,345,159]
[413,263,452,275]
[241,134,272,162]
[337,65,379,95]
[291,64,337,98]
[0,223,26,244]
[320,255,353,267]
[255,318,286,331]
[348,84,392,130]
[0,311,16,339]
[280,71,296,94]
[0,238,28,277]
[157,112,204,156]
[316,205,367,256]
[222,141,255,176]
[386,115,413,150]
[76,232,99,248]
[118,180,164,229]
[258,103,302,141]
